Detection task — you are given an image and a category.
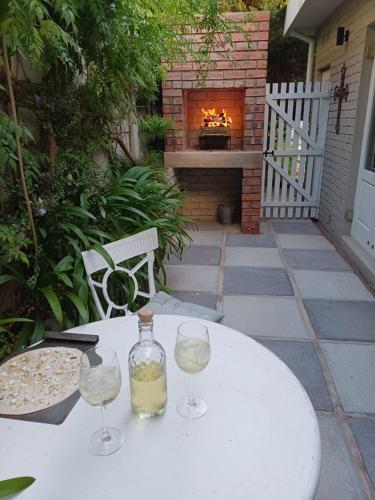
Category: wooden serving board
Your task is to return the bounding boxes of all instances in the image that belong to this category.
[0,332,98,425]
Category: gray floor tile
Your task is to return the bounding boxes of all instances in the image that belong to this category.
[186,231,222,247]
[165,265,219,293]
[224,247,284,268]
[293,270,374,301]
[320,342,375,413]
[172,291,218,310]
[272,220,321,235]
[258,339,332,411]
[223,267,293,296]
[349,417,375,491]
[223,296,309,339]
[260,221,272,233]
[278,234,334,250]
[305,300,375,342]
[315,415,367,500]
[167,246,221,265]
[284,249,351,271]
[226,233,276,248]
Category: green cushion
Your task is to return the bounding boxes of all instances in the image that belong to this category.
[146,291,224,323]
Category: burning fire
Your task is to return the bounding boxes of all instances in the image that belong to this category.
[201,108,232,128]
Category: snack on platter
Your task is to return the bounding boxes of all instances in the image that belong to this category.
[0,347,81,415]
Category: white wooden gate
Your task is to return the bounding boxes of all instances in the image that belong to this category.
[261,81,330,219]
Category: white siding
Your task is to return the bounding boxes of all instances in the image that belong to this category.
[314,0,375,236]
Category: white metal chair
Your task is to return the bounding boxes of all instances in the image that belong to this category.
[82,228,158,320]
[82,228,224,322]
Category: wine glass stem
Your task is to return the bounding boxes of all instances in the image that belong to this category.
[100,405,111,443]
[189,374,196,407]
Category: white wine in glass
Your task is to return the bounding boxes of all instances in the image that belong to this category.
[79,346,124,456]
[175,321,211,419]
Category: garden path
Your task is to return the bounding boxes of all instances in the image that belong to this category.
[165,219,375,500]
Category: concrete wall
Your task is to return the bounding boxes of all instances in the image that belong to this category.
[314,0,375,236]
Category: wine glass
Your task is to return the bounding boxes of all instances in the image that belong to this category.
[174,321,211,419]
[79,346,124,456]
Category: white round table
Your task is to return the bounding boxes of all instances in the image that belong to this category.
[0,315,321,500]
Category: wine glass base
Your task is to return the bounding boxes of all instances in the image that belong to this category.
[89,427,124,456]
[176,396,207,419]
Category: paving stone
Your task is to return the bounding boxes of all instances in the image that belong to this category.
[164,265,220,293]
[172,291,218,310]
[223,267,293,296]
[293,270,374,301]
[186,221,223,231]
[349,418,375,491]
[223,296,309,339]
[320,342,375,413]
[272,220,321,235]
[305,300,375,342]
[226,233,276,248]
[258,339,332,411]
[278,234,334,250]
[260,221,272,233]
[186,231,222,247]
[315,415,367,500]
[167,246,221,265]
[224,247,283,268]
[284,249,351,271]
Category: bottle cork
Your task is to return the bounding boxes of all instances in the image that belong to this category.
[138,308,154,324]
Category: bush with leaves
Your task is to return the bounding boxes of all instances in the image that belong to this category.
[0,0,251,357]
[0,156,190,354]
[139,115,175,150]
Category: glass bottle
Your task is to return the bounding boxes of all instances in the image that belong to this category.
[128,308,167,418]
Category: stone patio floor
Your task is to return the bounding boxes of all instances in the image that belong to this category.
[165,219,375,500]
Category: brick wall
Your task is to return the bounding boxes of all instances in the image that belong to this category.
[176,169,243,221]
[242,167,262,234]
[314,0,375,236]
[163,11,270,152]
[163,11,269,234]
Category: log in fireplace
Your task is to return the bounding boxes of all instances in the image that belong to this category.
[199,107,232,149]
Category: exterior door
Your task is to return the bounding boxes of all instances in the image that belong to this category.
[352,57,375,258]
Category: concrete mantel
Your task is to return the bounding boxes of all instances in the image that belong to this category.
[164,150,263,169]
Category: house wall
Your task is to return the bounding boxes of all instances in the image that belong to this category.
[314,0,375,236]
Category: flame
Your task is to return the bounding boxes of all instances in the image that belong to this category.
[201,108,232,128]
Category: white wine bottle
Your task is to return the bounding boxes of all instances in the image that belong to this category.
[128,308,167,418]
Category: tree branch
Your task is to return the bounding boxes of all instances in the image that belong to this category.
[1,27,38,267]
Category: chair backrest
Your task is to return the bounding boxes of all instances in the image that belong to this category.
[81,228,159,320]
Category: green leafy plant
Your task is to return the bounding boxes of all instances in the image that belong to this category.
[139,115,175,143]
[0,0,250,358]
[0,157,191,354]
[0,476,35,498]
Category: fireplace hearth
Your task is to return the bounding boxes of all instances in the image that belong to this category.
[162,10,270,233]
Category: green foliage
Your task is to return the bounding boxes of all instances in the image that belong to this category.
[0,476,35,497]
[0,317,34,362]
[139,115,175,143]
[0,224,31,265]
[0,156,190,353]
[0,0,250,356]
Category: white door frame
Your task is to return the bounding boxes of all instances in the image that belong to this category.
[351,56,375,257]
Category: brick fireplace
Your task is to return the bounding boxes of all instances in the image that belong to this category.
[163,11,270,233]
